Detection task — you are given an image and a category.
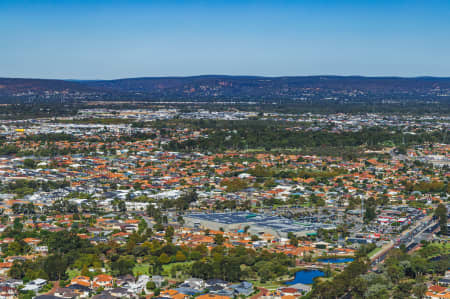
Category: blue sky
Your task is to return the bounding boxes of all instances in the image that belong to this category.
[1,0,449,79]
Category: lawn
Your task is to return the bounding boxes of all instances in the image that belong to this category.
[66,268,81,280]
[424,242,450,258]
[249,279,284,290]
[368,247,382,258]
[440,241,450,251]
[162,261,194,275]
[133,263,150,276]
[132,261,195,277]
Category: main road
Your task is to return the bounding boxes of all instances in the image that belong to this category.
[370,214,438,268]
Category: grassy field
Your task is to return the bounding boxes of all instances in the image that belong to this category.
[132,261,195,277]
[162,261,194,275]
[66,268,81,280]
[424,242,450,259]
[133,263,151,276]
[249,279,284,290]
[368,247,382,258]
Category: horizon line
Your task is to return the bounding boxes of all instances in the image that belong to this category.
[1,74,450,81]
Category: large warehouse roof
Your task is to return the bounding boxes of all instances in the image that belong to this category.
[185,212,335,235]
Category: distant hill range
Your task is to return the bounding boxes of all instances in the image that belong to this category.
[0,75,450,103]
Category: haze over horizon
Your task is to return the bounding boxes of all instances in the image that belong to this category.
[4,74,450,82]
[1,0,450,80]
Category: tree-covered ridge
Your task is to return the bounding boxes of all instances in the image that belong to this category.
[2,75,450,103]
[164,120,447,153]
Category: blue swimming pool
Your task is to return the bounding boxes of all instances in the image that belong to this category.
[317,257,354,263]
[285,269,325,285]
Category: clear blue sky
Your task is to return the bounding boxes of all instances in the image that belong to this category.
[1,0,449,79]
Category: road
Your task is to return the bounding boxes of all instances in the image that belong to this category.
[340,214,439,298]
[370,215,438,268]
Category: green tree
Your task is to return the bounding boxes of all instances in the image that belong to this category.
[23,159,37,169]
[43,254,68,280]
[386,263,403,283]
[146,281,156,290]
[165,226,174,242]
[412,283,427,298]
[214,234,225,245]
[435,203,448,234]
[111,256,135,276]
[364,198,377,223]
[175,251,186,262]
[80,264,91,277]
[138,219,147,235]
[158,253,170,264]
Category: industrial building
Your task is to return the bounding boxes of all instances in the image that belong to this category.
[184,212,336,237]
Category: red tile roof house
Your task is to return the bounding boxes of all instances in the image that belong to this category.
[92,274,114,290]
[23,238,41,247]
[0,262,13,275]
[0,285,18,299]
[70,276,91,288]
[279,287,303,296]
